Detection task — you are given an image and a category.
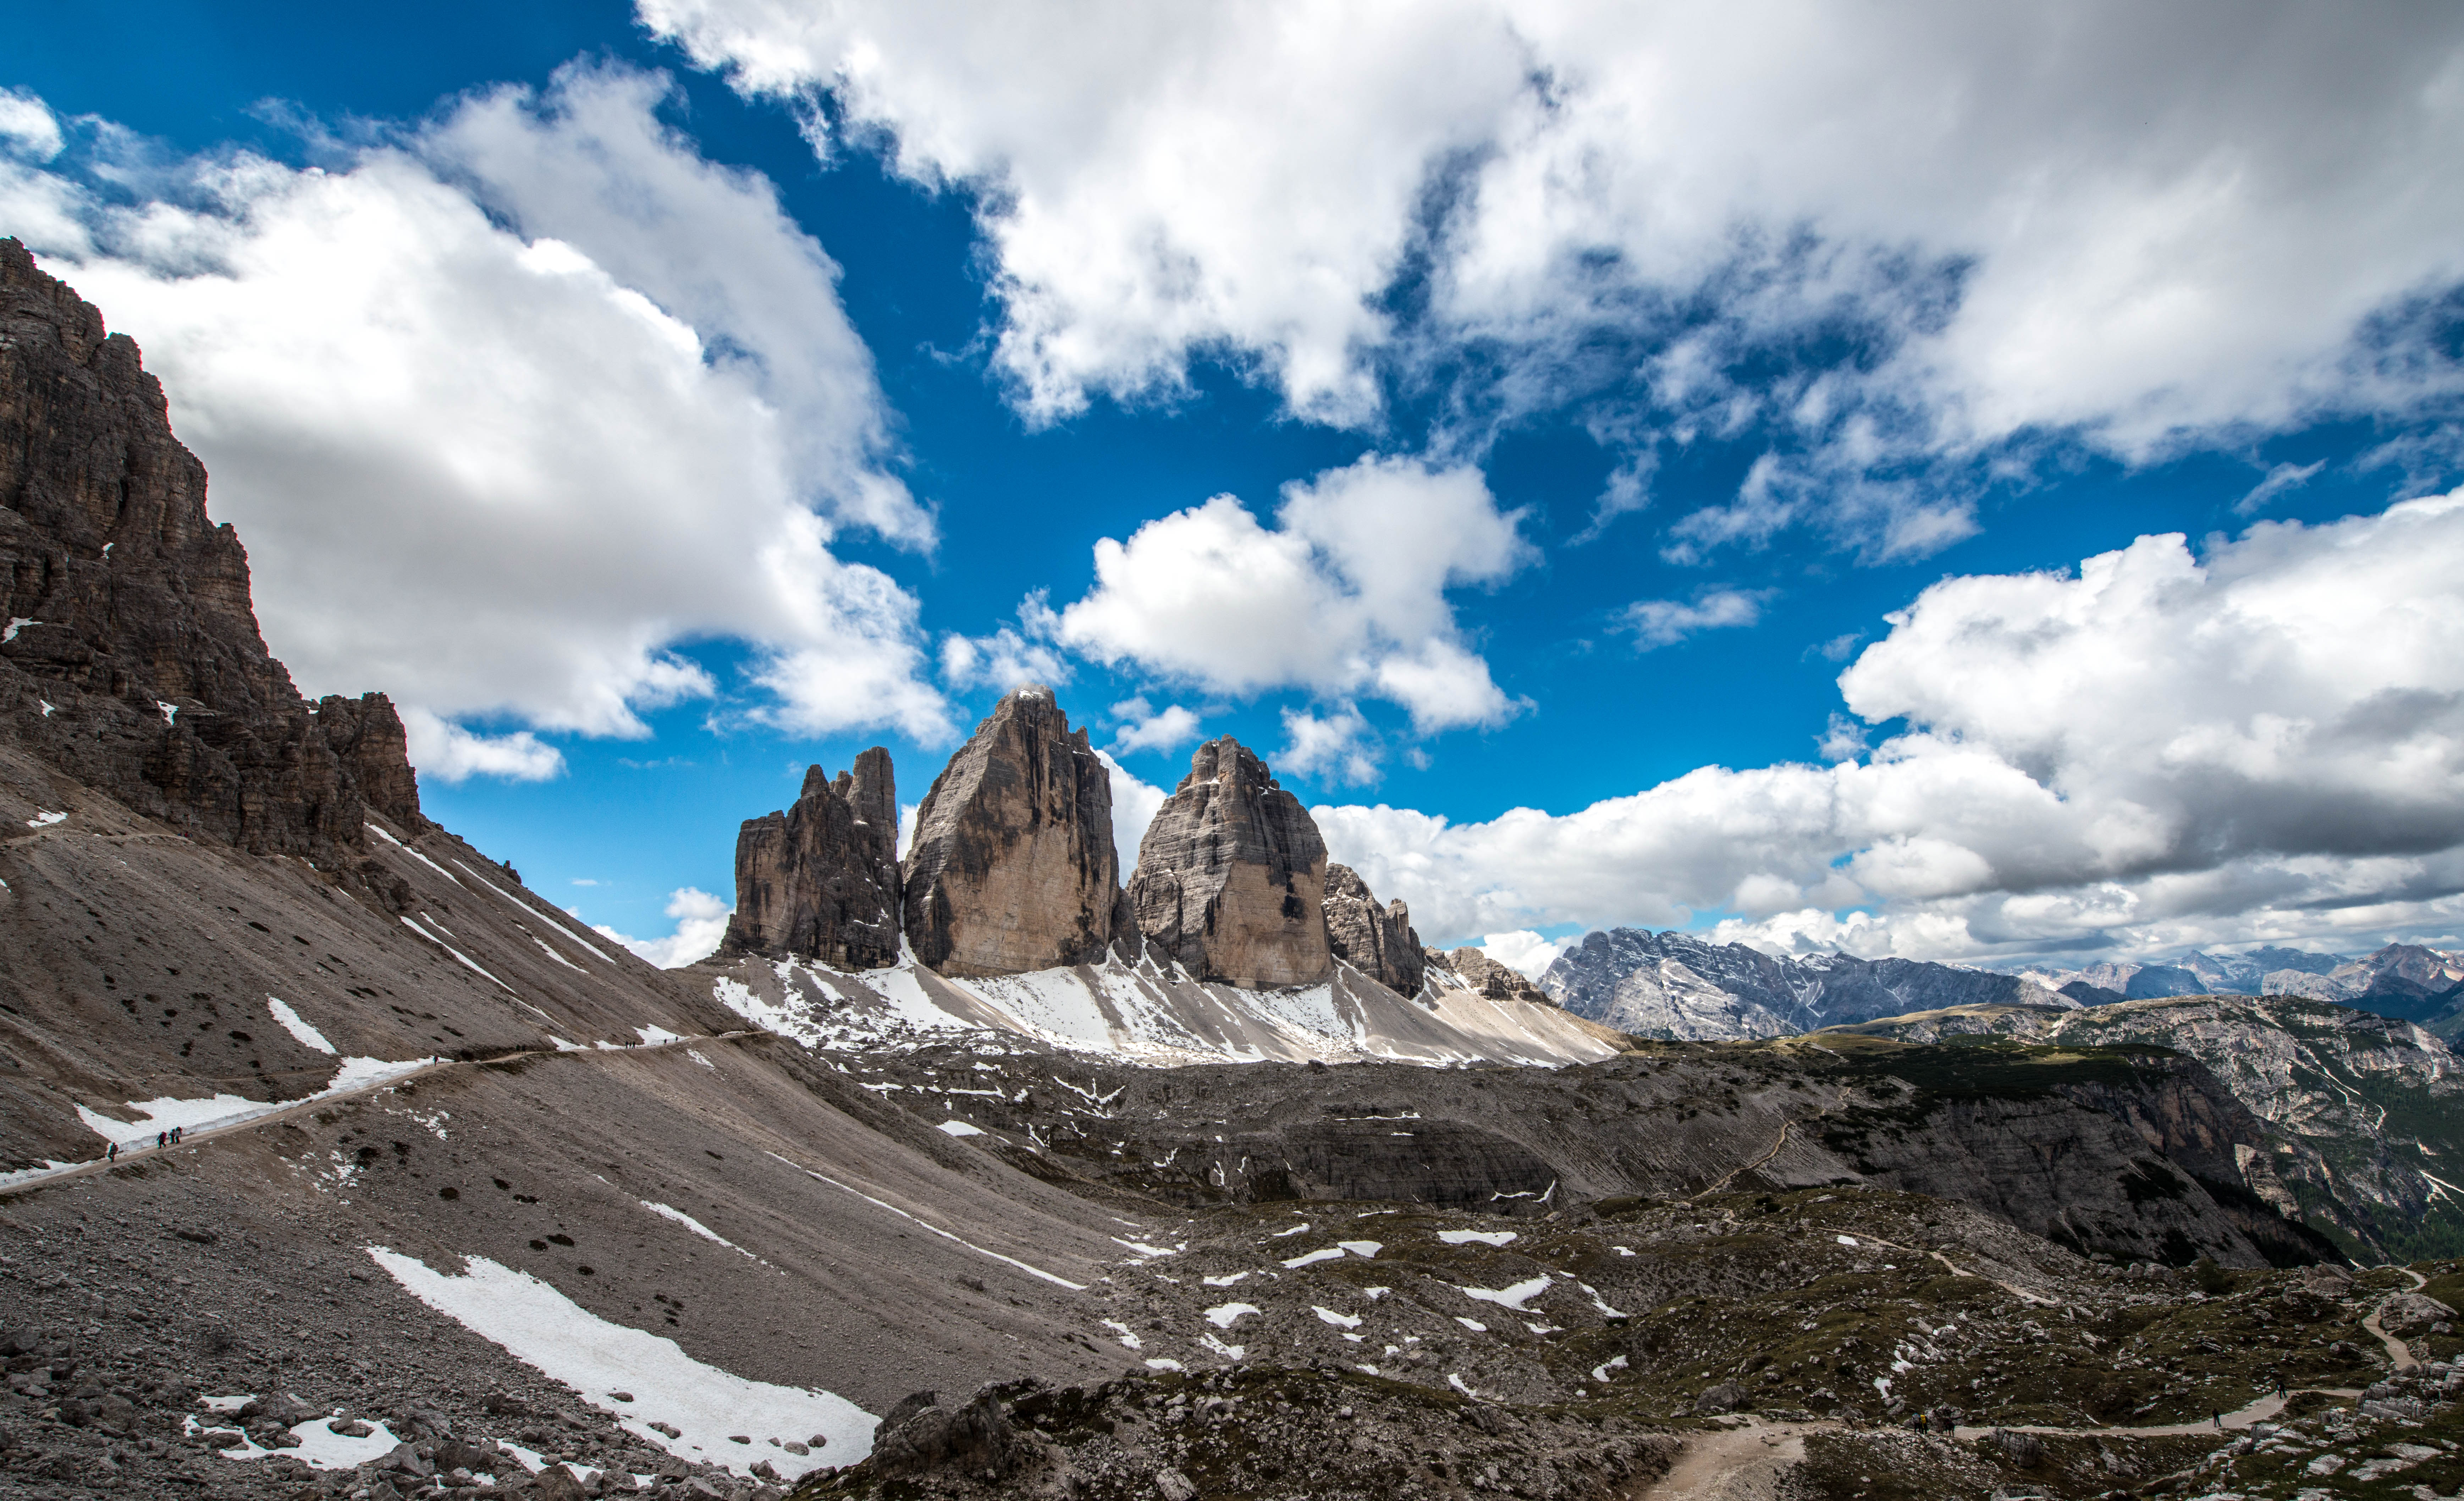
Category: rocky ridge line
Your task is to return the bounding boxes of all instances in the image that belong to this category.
[0,236,421,865]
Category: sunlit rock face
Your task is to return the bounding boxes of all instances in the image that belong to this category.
[902,686,1119,977]
[1129,736,1329,989]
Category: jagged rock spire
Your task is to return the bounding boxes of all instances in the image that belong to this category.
[1128,736,1330,988]
[1323,863,1425,995]
[720,747,903,969]
[902,686,1118,976]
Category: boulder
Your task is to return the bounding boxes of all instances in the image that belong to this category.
[1128,737,1330,988]
[2380,1291,2458,1336]
[902,688,1119,975]
[720,748,903,969]
[1322,864,1425,995]
[1694,1381,1747,1414]
[870,1387,1030,1480]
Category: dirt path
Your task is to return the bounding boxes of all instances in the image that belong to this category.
[2362,1266,2430,1371]
[1636,1418,1829,1500]
[1692,1120,1807,1202]
[0,1030,752,1199]
[1846,1231,2060,1307]
[1950,1386,2365,1441]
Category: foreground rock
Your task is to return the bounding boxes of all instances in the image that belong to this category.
[903,686,1119,976]
[1320,863,1425,994]
[722,748,903,969]
[0,236,417,866]
[1128,737,1329,988]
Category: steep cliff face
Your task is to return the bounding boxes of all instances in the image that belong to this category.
[1831,995,2464,1261]
[902,687,1117,976]
[1321,862,1424,995]
[721,747,903,969]
[1541,927,2071,1039]
[0,237,416,862]
[1128,737,1329,988]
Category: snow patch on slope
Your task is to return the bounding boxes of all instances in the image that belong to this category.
[366,1248,871,1477]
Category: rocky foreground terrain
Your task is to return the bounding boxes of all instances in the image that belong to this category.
[11,238,2464,1501]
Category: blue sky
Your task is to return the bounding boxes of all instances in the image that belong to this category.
[8,2,2464,971]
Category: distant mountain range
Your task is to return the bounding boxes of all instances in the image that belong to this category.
[1536,928,2073,1040]
[1538,929,2464,1041]
[2017,944,2464,1032]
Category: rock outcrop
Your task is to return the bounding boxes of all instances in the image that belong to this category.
[1128,737,1329,988]
[0,237,414,861]
[1437,947,1550,1006]
[720,747,902,969]
[902,687,1118,976]
[1321,863,1424,995]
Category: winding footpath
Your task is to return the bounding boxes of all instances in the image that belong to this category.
[0,1030,752,1200]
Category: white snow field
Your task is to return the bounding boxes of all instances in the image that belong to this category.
[707,946,1621,1068]
[367,1248,876,1478]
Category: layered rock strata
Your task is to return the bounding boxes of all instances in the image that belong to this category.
[1321,863,1425,995]
[0,238,418,861]
[721,747,903,968]
[902,687,1118,976]
[1128,737,1329,988]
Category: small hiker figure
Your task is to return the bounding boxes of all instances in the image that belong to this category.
[2212,1410,2222,1430]
[172,1126,182,1143]
[106,1142,116,1162]
[156,1131,167,1149]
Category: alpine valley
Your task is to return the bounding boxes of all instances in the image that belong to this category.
[13,240,2464,1501]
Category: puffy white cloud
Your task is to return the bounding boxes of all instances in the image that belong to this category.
[2,65,949,765]
[594,886,731,969]
[942,626,1070,692]
[1623,588,1771,650]
[0,88,64,161]
[1320,492,2464,960]
[401,708,567,784]
[647,0,2464,550]
[1279,705,1380,787]
[1476,930,1568,979]
[1057,455,1531,730]
[1095,749,1169,876]
[1108,698,1201,757]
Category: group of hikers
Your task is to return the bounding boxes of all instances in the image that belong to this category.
[102,1125,184,1163]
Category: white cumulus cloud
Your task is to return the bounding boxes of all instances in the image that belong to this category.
[1095,748,1169,878]
[0,63,949,771]
[401,709,567,784]
[1320,490,2464,961]
[1108,698,1201,758]
[1057,455,1532,732]
[1623,589,1771,650]
[594,886,733,969]
[646,0,2464,554]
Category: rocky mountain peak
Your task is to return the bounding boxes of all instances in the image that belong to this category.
[720,746,904,969]
[1321,862,1424,995]
[902,685,1118,976]
[0,238,419,861]
[1128,735,1330,988]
